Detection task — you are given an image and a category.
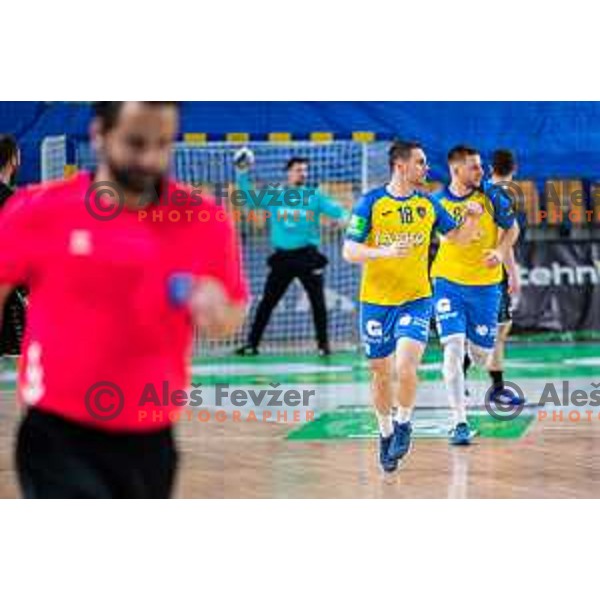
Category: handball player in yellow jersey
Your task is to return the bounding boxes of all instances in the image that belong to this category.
[343,141,482,473]
[431,146,519,445]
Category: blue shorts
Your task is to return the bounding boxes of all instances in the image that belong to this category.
[359,297,432,359]
[433,278,501,349]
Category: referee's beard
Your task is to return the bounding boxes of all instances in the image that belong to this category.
[107,159,165,199]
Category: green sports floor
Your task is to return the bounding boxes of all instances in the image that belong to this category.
[192,341,600,386]
[1,342,598,443]
[186,341,600,442]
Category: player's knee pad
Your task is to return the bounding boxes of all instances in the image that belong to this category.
[442,335,465,384]
[468,341,493,368]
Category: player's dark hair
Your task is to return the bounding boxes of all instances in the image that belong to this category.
[447,145,479,164]
[286,157,309,170]
[0,134,19,170]
[491,149,516,177]
[388,140,423,170]
[93,101,180,132]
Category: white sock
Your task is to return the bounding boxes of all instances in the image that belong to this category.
[394,407,412,424]
[376,412,394,438]
[451,400,467,426]
[443,336,467,426]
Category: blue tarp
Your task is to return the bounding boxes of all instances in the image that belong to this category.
[1,101,599,183]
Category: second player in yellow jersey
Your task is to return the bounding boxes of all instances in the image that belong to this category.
[431,145,519,446]
[431,186,511,286]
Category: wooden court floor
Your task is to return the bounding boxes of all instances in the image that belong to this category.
[1,393,599,498]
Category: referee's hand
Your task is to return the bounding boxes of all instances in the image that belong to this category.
[190,277,246,338]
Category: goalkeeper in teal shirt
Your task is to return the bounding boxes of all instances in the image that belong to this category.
[234,149,349,356]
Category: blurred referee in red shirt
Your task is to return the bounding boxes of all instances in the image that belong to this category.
[0,102,248,498]
[0,134,26,359]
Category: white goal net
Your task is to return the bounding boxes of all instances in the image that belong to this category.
[41,137,390,356]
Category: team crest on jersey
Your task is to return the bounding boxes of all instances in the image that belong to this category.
[417,207,427,219]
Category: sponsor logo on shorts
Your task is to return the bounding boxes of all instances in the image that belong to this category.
[436,298,452,314]
[398,315,412,326]
[366,320,383,337]
[475,325,489,337]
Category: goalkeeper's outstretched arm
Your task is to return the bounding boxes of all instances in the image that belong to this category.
[315,189,350,224]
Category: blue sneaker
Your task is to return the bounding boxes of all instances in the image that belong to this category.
[490,386,525,406]
[379,435,398,473]
[449,422,475,446]
[388,421,413,461]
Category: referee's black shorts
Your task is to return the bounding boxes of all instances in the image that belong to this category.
[16,408,178,499]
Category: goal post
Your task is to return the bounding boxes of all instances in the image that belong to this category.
[40,137,387,356]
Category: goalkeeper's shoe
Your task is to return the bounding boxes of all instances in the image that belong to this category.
[449,422,476,446]
[318,344,331,358]
[235,345,259,357]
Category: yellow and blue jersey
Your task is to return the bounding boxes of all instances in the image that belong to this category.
[430,186,515,286]
[346,186,457,306]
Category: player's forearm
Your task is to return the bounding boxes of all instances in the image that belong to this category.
[319,192,350,222]
[504,245,517,271]
[342,240,392,263]
[496,222,520,261]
